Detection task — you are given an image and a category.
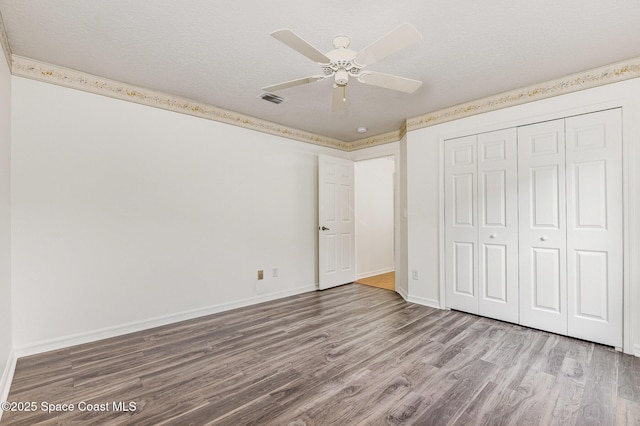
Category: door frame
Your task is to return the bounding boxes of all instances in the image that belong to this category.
[434,84,637,354]
[350,144,403,297]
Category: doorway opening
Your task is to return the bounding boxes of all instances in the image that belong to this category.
[354,156,395,291]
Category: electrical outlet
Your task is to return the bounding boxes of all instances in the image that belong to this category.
[258,270,264,280]
[412,269,419,280]
[272,267,278,278]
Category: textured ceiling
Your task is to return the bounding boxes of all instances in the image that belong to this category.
[1,0,640,143]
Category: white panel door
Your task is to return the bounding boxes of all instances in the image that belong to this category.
[477,129,519,323]
[565,109,623,347]
[445,135,479,314]
[518,119,567,335]
[318,155,355,290]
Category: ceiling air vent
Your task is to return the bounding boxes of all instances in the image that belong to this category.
[261,93,286,104]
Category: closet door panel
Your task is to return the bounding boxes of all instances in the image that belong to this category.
[518,119,567,335]
[566,109,623,347]
[445,135,479,314]
[477,128,519,323]
[453,242,475,296]
[531,247,562,312]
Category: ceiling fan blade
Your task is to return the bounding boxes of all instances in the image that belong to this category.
[332,84,349,111]
[358,71,422,93]
[271,29,331,64]
[262,75,325,92]
[354,23,421,67]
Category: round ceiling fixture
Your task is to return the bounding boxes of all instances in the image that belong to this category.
[357,126,367,134]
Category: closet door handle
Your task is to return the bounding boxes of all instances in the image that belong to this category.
[540,236,549,241]
[489,234,497,239]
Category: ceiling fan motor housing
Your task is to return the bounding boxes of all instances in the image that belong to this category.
[324,44,362,86]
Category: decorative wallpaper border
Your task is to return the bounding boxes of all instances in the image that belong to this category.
[0,11,11,69]
[8,54,640,152]
[349,129,402,151]
[11,56,349,151]
[406,57,640,132]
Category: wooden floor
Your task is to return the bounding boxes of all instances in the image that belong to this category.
[356,271,395,291]
[3,283,640,425]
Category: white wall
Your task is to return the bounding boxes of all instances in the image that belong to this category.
[11,77,349,352]
[406,78,640,354]
[405,130,440,307]
[355,157,394,279]
[0,55,12,399]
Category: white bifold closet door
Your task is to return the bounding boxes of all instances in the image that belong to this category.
[445,129,519,323]
[518,119,568,335]
[444,135,478,314]
[518,109,622,347]
[565,110,622,347]
[445,109,623,347]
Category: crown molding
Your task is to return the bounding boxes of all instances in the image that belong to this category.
[0,11,11,69]
[407,57,640,132]
[10,56,349,151]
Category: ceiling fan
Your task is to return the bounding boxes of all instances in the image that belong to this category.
[262,23,423,111]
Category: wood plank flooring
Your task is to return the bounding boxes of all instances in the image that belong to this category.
[3,283,640,425]
[356,271,395,291]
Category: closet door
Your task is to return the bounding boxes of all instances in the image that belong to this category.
[444,135,478,314]
[477,129,519,323]
[565,109,623,348]
[518,119,567,335]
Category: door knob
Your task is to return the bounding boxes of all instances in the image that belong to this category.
[489,234,497,239]
[320,226,330,231]
[540,236,548,241]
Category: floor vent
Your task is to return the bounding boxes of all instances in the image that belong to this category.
[260,93,286,104]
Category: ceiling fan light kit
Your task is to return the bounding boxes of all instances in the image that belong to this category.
[262,23,423,111]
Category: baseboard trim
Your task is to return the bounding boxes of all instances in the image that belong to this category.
[0,350,17,411]
[356,268,395,280]
[407,294,442,309]
[395,286,409,301]
[14,285,316,358]
[634,344,640,358]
